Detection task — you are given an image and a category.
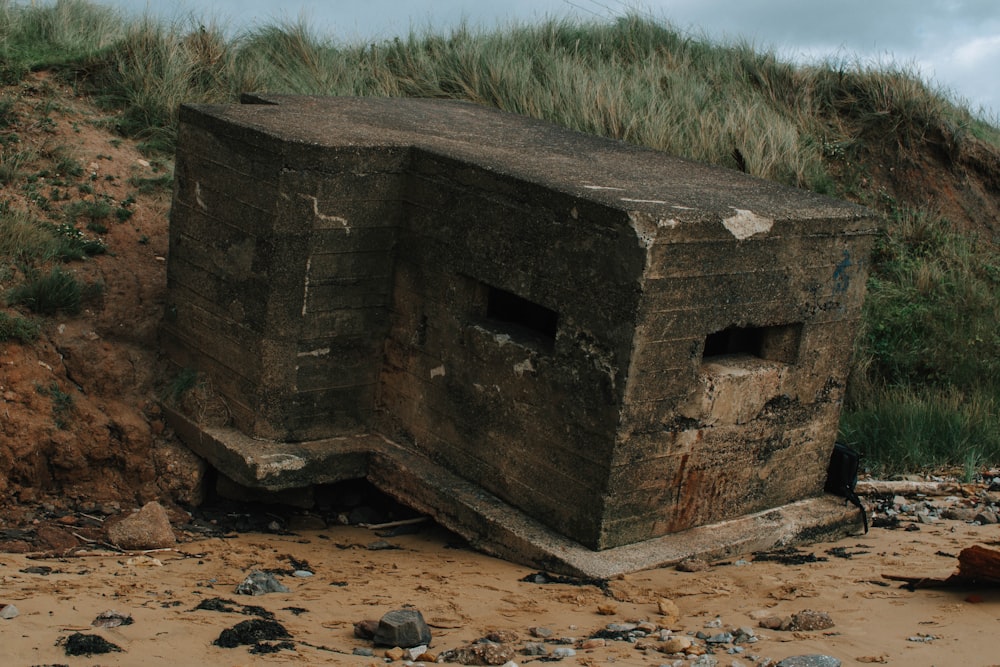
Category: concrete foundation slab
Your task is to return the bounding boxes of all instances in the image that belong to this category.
[165,406,862,578]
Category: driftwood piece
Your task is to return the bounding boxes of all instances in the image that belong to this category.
[883,545,1000,589]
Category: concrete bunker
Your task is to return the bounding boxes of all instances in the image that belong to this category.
[162,95,877,576]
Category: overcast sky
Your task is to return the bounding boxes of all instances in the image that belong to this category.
[100,0,999,119]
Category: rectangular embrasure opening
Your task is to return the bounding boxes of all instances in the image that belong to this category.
[702,323,802,364]
[483,284,559,350]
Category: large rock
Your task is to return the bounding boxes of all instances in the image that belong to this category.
[106,501,175,550]
[373,609,432,648]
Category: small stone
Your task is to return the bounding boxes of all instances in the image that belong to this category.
[690,655,718,666]
[597,603,618,615]
[657,598,681,625]
[917,512,937,524]
[367,540,396,550]
[686,643,707,656]
[522,642,548,656]
[373,609,432,648]
[704,617,723,628]
[659,637,692,653]
[292,569,314,578]
[789,610,834,632]
[354,619,378,639]
[486,629,519,643]
[235,571,289,596]
[384,646,405,661]
[352,647,374,656]
[406,645,429,660]
[942,507,977,521]
[552,647,576,659]
[606,622,637,633]
[1,604,19,619]
[776,655,841,667]
[581,638,606,649]
[975,510,999,524]
[417,651,438,662]
[637,621,657,633]
[529,626,553,638]
[106,501,175,550]
[759,616,785,630]
[677,558,710,572]
[892,495,908,509]
[707,632,734,644]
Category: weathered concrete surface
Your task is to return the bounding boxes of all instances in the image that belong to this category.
[165,407,862,578]
[163,95,877,558]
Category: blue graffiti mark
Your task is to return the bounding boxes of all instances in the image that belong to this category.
[832,249,852,294]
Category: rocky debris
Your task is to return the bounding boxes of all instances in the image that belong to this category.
[106,501,175,550]
[0,603,19,619]
[235,571,289,596]
[867,483,1000,530]
[373,609,432,648]
[61,632,123,656]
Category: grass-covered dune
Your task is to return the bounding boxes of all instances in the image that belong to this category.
[3,0,1000,477]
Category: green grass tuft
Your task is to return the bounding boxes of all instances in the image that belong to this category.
[0,311,39,343]
[7,265,82,315]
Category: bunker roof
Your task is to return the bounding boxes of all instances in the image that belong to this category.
[181,95,870,231]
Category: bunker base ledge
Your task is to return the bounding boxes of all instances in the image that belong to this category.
[166,407,862,578]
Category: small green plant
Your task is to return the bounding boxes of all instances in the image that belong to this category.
[52,223,107,258]
[64,199,113,224]
[163,367,198,403]
[8,266,83,315]
[127,173,173,194]
[55,153,84,177]
[36,382,74,429]
[0,146,35,185]
[0,99,17,128]
[0,311,39,343]
[86,221,108,234]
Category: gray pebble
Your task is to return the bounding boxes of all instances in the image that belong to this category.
[606,623,637,632]
[352,647,374,656]
[776,655,841,667]
[522,642,548,656]
[690,656,719,667]
[552,647,576,658]
[0,604,19,620]
[292,569,314,578]
[975,510,998,524]
[707,632,734,644]
[235,571,289,595]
